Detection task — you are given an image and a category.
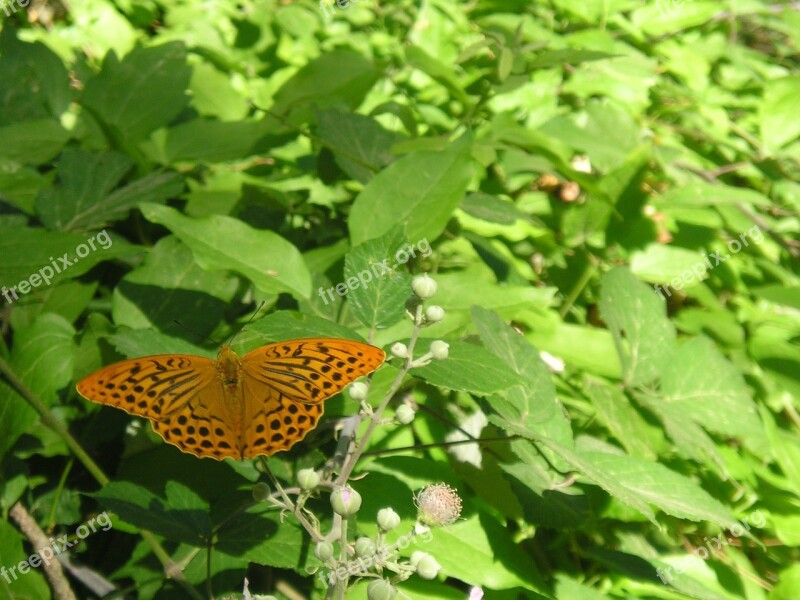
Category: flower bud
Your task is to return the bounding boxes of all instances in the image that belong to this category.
[330,486,362,516]
[391,342,409,359]
[415,483,462,527]
[409,550,428,567]
[412,274,437,299]
[377,507,401,531]
[395,404,415,425]
[349,381,368,401]
[430,340,449,360]
[416,554,442,580]
[367,579,397,600]
[425,305,445,323]
[251,482,270,502]
[297,468,320,491]
[315,541,334,561]
[355,537,376,557]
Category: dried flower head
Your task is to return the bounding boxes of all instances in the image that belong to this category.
[414,483,462,527]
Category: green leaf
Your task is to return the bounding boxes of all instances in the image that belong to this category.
[529,49,618,69]
[629,243,707,284]
[163,118,276,163]
[0,119,70,164]
[405,45,471,106]
[472,306,573,457]
[0,314,75,459]
[106,330,212,361]
[271,49,380,122]
[598,267,676,386]
[349,133,473,245]
[0,226,141,290]
[0,166,50,215]
[460,193,528,225]
[657,337,767,454]
[534,437,737,528]
[10,280,97,331]
[583,376,659,460]
[316,108,401,183]
[140,203,311,299]
[189,62,249,121]
[216,504,307,569]
[411,339,524,396]
[0,35,71,125]
[36,149,183,231]
[112,236,237,337]
[343,226,412,329]
[423,508,548,593]
[633,2,725,37]
[759,75,800,152]
[527,321,622,379]
[93,481,211,546]
[240,311,372,351]
[82,42,191,143]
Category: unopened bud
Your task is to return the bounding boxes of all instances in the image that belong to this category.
[391,342,409,359]
[425,305,445,323]
[355,537,376,557]
[251,482,270,502]
[330,486,362,516]
[395,404,415,425]
[367,579,397,600]
[297,468,320,490]
[416,554,442,579]
[377,507,401,531]
[412,274,437,299]
[315,541,334,561]
[349,381,368,401]
[430,340,449,360]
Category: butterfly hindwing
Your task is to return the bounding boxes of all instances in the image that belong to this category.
[240,378,324,458]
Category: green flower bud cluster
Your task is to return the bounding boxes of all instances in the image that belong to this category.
[314,501,443,594]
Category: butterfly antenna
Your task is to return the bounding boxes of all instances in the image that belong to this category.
[172,320,219,346]
[227,301,267,348]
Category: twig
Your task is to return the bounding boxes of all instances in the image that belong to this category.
[9,502,77,600]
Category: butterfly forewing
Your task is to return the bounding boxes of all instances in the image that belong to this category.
[76,354,217,420]
[241,338,386,405]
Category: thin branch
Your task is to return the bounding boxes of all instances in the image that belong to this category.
[9,502,77,600]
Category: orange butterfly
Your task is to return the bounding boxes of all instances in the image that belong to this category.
[76,338,385,460]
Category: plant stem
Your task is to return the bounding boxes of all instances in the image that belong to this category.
[335,305,424,486]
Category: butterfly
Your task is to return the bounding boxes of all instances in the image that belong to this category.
[76,338,385,460]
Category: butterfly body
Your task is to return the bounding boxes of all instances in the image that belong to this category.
[76,338,385,460]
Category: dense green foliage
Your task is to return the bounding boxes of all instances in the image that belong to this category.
[1,0,799,598]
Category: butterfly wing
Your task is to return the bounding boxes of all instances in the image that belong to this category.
[76,354,241,460]
[239,338,385,457]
